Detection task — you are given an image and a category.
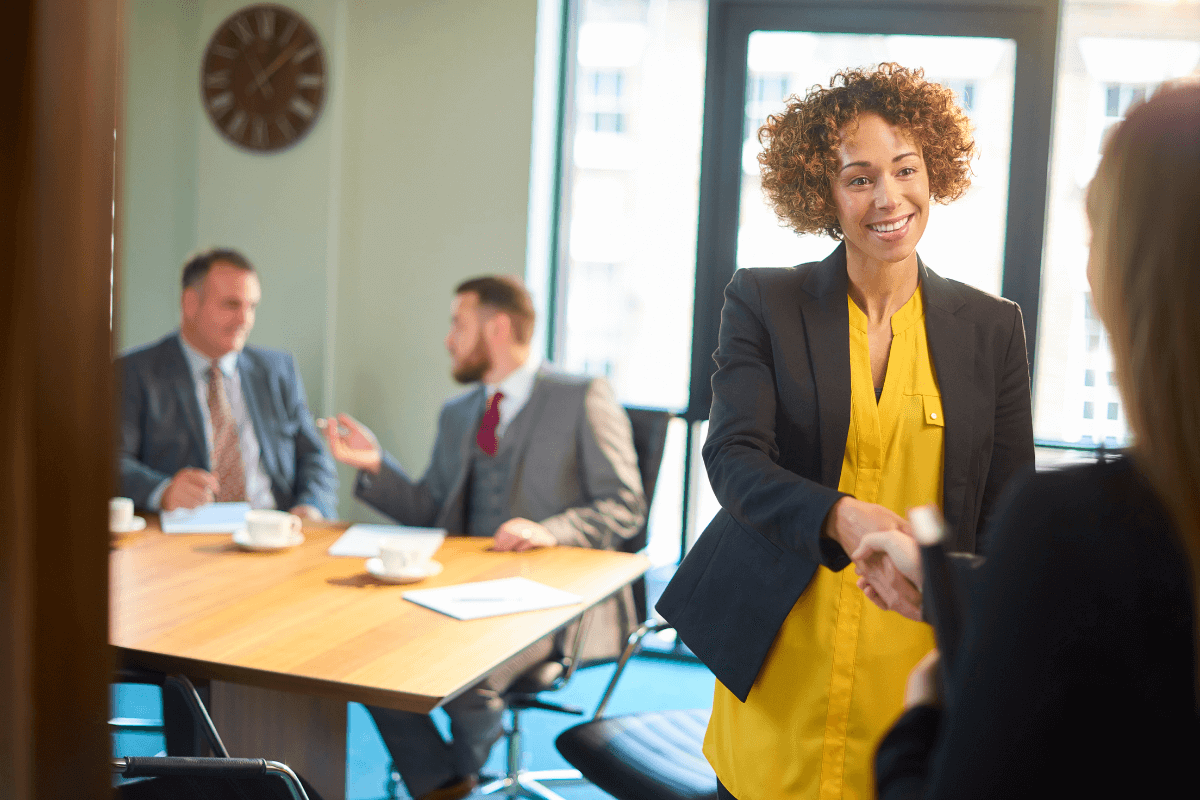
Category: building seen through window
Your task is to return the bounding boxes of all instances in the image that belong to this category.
[1033,2,1200,451]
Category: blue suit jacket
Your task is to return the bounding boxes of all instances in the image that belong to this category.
[118,333,338,518]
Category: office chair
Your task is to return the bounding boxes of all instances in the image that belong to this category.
[111,668,320,800]
[474,406,673,800]
[553,619,717,800]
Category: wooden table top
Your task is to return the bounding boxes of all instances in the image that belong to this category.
[110,520,650,713]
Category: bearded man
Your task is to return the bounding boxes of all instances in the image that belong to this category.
[323,274,644,800]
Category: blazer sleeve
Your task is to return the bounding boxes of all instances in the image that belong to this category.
[353,403,460,527]
[702,269,849,567]
[118,356,173,509]
[540,377,646,551]
[282,356,339,518]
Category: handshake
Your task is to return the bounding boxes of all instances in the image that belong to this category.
[825,496,934,622]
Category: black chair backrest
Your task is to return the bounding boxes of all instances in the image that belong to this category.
[622,406,672,623]
[622,406,671,554]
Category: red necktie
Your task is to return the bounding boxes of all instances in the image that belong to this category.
[208,363,247,502]
[476,391,504,457]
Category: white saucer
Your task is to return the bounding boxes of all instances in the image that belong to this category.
[366,557,444,584]
[110,516,147,534]
[232,529,305,552]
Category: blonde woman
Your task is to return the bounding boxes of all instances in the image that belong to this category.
[875,80,1200,797]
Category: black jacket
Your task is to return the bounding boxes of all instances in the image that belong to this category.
[876,456,1200,798]
[657,245,1035,700]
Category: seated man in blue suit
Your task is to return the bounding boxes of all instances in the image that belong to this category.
[324,275,645,800]
[119,248,337,519]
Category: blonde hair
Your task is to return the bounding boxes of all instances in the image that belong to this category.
[1087,79,1200,683]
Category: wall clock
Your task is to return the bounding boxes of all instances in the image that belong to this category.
[200,4,326,153]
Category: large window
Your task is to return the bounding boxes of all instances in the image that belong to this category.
[555,0,707,567]
[547,0,1200,569]
[1033,3,1200,451]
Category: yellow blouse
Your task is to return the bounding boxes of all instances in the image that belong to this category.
[705,287,944,800]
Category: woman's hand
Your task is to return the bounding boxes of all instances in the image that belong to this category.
[853,528,924,620]
[905,649,942,708]
[823,496,909,556]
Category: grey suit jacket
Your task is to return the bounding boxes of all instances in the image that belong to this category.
[355,366,647,662]
[118,333,339,518]
[657,245,1035,701]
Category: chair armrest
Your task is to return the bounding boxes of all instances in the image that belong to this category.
[116,756,270,777]
[592,619,675,719]
[113,757,310,800]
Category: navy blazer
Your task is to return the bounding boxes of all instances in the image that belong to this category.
[118,333,338,518]
[656,245,1035,701]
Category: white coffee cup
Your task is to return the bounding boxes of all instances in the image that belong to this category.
[244,509,301,546]
[378,532,445,574]
[110,497,135,530]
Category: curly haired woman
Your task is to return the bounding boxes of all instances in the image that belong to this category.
[657,63,1035,799]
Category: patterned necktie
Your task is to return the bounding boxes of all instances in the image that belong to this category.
[207,363,247,502]
[476,391,504,457]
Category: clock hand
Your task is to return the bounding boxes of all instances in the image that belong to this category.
[246,40,303,98]
[243,51,274,100]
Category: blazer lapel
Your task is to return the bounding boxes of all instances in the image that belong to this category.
[501,374,552,501]
[919,260,974,542]
[167,336,211,470]
[798,245,852,488]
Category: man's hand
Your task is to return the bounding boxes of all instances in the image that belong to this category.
[289,504,324,521]
[822,496,909,558]
[161,468,219,511]
[493,518,557,551]
[321,413,382,475]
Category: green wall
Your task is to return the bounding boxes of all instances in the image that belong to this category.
[119,0,540,519]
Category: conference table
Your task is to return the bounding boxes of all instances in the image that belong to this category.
[110,518,650,799]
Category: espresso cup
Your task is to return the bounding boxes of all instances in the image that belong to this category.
[109,497,135,530]
[244,509,301,546]
[379,540,429,573]
[378,531,444,574]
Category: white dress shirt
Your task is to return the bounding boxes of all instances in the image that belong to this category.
[485,355,541,440]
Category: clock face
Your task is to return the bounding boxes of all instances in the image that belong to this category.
[200,4,326,153]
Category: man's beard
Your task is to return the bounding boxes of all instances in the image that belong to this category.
[451,337,491,384]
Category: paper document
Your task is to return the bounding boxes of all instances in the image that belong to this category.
[160,502,251,533]
[327,524,447,558]
[403,577,583,620]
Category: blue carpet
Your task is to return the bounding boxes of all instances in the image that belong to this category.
[112,656,714,800]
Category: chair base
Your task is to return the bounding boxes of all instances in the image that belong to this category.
[478,769,587,800]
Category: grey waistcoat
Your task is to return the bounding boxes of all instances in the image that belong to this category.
[465,401,536,538]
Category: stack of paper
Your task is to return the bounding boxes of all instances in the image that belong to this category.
[161,502,251,533]
[403,577,583,620]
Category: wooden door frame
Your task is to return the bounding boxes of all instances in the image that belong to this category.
[0,1,122,796]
